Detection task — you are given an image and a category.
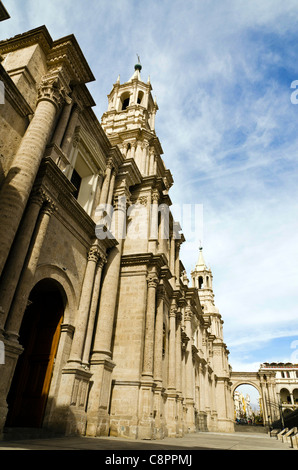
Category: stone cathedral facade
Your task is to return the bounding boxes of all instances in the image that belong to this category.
[0,25,234,440]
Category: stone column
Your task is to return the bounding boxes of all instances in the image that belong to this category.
[86,194,127,437]
[176,309,183,436]
[148,190,159,253]
[153,285,165,439]
[61,103,80,155]
[4,198,57,342]
[82,255,106,368]
[175,241,182,287]
[154,285,165,384]
[99,160,113,205]
[0,188,45,334]
[148,147,155,175]
[166,300,178,437]
[0,75,66,277]
[51,100,73,147]
[168,303,177,391]
[184,306,195,432]
[138,272,159,440]
[67,242,101,367]
[142,273,159,379]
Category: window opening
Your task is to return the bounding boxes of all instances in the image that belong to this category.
[71,168,82,199]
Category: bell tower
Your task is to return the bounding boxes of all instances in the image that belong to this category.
[101,59,162,178]
[191,247,224,341]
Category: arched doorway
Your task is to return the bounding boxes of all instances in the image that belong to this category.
[233,384,263,426]
[6,279,65,428]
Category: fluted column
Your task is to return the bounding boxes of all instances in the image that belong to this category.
[0,189,45,333]
[0,75,66,277]
[4,198,57,342]
[67,242,101,367]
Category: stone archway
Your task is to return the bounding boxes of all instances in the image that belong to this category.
[230,371,279,427]
[5,278,65,428]
[232,382,262,425]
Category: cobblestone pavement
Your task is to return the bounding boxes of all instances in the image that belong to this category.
[0,431,295,451]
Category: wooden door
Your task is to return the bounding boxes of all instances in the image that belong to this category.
[6,287,63,428]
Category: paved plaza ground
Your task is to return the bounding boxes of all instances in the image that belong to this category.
[0,431,295,452]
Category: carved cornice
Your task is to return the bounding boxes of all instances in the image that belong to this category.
[48,34,95,85]
[0,25,52,56]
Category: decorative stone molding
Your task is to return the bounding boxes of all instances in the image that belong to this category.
[138,196,148,206]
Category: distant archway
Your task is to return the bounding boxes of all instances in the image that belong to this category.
[233,384,262,425]
[6,278,65,428]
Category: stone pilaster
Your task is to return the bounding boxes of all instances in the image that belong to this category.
[0,74,67,277]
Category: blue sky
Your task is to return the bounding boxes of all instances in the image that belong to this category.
[1,0,298,372]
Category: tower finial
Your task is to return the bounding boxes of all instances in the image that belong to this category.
[135,54,142,72]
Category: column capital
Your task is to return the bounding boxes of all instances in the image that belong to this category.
[41,197,57,216]
[151,190,160,204]
[97,254,107,269]
[147,273,159,289]
[37,75,69,111]
[87,244,100,263]
[30,188,47,206]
